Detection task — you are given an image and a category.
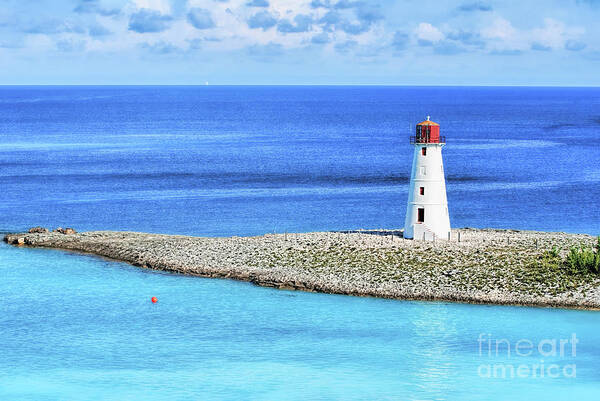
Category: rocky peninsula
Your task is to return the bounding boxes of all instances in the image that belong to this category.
[4,228,600,309]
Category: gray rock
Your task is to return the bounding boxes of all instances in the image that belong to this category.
[28,226,49,234]
[55,227,77,235]
[3,227,599,309]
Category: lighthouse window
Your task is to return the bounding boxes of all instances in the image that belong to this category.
[417,208,425,223]
[420,166,426,176]
[421,147,427,156]
[419,187,425,195]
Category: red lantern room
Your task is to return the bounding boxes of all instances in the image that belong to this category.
[411,116,445,144]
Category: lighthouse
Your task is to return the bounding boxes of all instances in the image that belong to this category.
[403,116,451,241]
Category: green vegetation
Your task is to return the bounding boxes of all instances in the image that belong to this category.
[566,237,600,274]
[548,246,560,258]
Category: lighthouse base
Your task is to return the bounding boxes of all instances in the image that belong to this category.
[405,223,451,241]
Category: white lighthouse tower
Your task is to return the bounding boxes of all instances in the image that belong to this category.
[403,116,451,241]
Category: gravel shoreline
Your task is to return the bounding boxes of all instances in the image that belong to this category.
[4,228,600,309]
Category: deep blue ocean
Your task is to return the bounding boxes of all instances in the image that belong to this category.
[0,86,599,400]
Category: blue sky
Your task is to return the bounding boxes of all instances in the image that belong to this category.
[0,0,599,85]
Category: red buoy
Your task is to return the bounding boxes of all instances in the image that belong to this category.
[151,296,157,303]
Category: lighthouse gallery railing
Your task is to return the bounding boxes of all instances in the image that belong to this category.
[410,136,446,144]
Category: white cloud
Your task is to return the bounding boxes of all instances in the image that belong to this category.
[415,23,444,43]
[131,0,172,13]
[481,16,584,52]
[531,18,583,49]
[481,17,516,40]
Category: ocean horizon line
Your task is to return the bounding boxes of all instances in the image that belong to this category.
[1,84,600,88]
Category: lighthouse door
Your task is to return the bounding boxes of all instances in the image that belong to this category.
[417,208,425,223]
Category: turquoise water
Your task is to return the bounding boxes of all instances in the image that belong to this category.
[1,242,599,400]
